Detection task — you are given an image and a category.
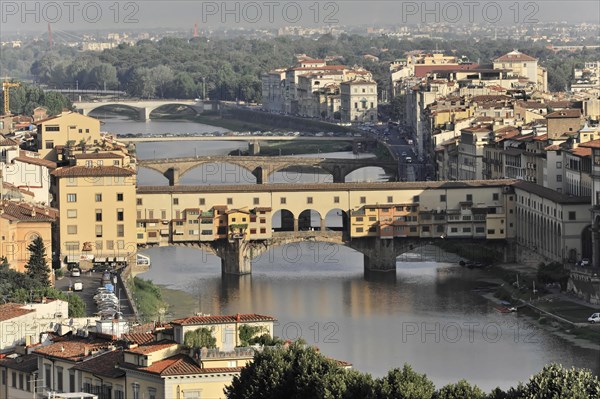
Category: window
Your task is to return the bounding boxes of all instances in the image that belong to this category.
[568,211,576,220]
[95,193,102,202]
[113,160,120,166]
[115,385,124,399]
[466,194,473,201]
[387,196,393,203]
[106,240,114,250]
[96,225,103,238]
[12,372,16,388]
[488,229,495,234]
[67,193,77,202]
[18,373,23,390]
[132,383,140,399]
[260,218,266,224]
[280,197,286,204]
[85,160,93,167]
[117,224,124,237]
[199,198,205,205]
[557,175,562,182]
[95,210,102,222]
[413,195,419,203]
[476,227,485,233]
[463,227,471,233]
[45,125,59,132]
[67,225,77,234]
[173,198,179,205]
[227,198,233,205]
[136,198,143,206]
[493,193,499,201]
[333,196,340,203]
[369,216,376,222]
[440,195,446,202]
[56,367,63,392]
[356,227,363,233]
[117,209,124,221]
[45,365,51,390]
[307,197,313,204]
[450,228,458,233]
[260,228,266,234]
[148,387,157,399]
[360,196,366,204]
[117,193,124,201]
[1,369,5,385]
[556,161,562,169]
[422,226,430,233]
[45,140,54,149]
[67,209,77,218]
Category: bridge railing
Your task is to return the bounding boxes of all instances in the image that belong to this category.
[272,231,343,239]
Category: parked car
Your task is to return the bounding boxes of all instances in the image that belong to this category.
[588,313,600,323]
[73,281,83,291]
[71,268,81,277]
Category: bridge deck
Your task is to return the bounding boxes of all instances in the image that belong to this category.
[137,179,515,193]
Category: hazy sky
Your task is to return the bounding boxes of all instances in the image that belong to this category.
[1,1,599,33]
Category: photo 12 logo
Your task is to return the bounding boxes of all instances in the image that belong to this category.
[400,1,540,24]
[199,1,340,25]
[1,1,140,24]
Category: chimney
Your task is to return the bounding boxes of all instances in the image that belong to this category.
[236,313,240,322]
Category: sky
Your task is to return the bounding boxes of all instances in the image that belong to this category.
[1,1,599,34]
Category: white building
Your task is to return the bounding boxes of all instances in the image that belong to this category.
[340,80,378,123]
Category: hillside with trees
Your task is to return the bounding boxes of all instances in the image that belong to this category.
[2,36,598,104]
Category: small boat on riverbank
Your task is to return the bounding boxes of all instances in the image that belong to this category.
[496,301,517,313]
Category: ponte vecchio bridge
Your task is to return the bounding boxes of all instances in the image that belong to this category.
[137,156,400,185]
[135,180,517,275]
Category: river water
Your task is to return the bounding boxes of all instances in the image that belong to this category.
[102,115,600,391]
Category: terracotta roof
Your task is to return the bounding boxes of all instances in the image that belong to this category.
[532,134,548,141]
[516,101,547,109]
[341,79,377,86]
[125,340,177,355]
[544,144,562,151]
[171,314,276,326]
[0,303,35,321]
[13,155,57,169]
[71,349,125,378]
[0,135,19,146]
[122,353,243,376]
[33,338,114,362]
[123,332,155,345]
[0,201,58,222]
[51,166,135,177]
[494,50,537,62]
[0,354,38,373]
[571,147,592,157]
[580,139,600,149]
[74,152,124,159]
[546,109,581,118]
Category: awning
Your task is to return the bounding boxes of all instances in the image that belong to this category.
[174,230,184,235]
[160,229,169,235]
[66,255,79,263]
[115,257,126,262]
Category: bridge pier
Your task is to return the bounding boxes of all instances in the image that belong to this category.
[350,237,401,273]
[139,107,151,121]
[332,170,345,183]
[249,141,260,155]
[253,167,269,184]
[165,167,180,186]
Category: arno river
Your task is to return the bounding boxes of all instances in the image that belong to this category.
[102,114,599,391]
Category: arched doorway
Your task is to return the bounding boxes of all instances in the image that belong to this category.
[298,209,323,231]
[581,225,593,260]
[272,210,295,231]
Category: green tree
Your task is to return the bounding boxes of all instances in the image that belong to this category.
[239,324,266,346]
[519,364,600,399]
[24,236,51,288]
[379,364,436,399]
[435,380,485,399]
[225,342,357,399]
[390,94,406,122]
[184,327,217,349]
[150,65,174,98]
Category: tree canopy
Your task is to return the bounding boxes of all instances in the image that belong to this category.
[224,344,600,399]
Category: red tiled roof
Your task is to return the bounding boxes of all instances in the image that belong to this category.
[123,332,155,345]
[494,51,537,62]
[124,353,243,376]
[125,340,177,355]
[51,166,135,177]
[571,147,592,157]
[71,349,125,378]
[13,155,57,169]
[532,134,548,141]
[0,201,58,222]
[0,303,35,321]
[0,354,38,372]
[580,139,600,149]
[0,135,19,146]
[171,314,276,326]
[33,338,113,361]
[546,109,581,118]
[74,152,124,159]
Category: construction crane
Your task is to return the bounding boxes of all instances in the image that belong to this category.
[2,81,20,115]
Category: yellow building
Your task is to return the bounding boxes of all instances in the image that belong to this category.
[36,112,103,161]
[0,354,37,399]
[0,200,57,272]
[51,163,137,268]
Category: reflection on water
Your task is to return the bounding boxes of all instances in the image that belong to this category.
[139,245,600,391]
